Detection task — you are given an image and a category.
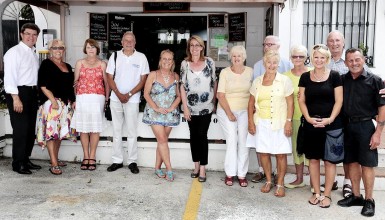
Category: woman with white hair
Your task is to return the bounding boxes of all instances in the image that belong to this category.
[247,50,294,197]
[217,45,253,187]
[283,45,311,189]
[298,44,343,208]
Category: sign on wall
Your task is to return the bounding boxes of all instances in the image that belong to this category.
[89,13,108,41]
[108,13,131,51]
[228,12,246,42]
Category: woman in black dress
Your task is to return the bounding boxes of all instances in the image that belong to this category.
[298,44,343,208]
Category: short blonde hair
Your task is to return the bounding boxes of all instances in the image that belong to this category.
[48,39,65,49]
[310,44,331,65]
[263,50,280,64]
[230,45,247,62]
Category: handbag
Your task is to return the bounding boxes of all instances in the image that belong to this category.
[296,116,305,155]
[324,128,344,163]
[105,51,117,121]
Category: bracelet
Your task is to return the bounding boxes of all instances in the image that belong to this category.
[286,118,292,122]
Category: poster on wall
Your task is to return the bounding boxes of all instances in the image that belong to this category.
[108,13,131,51]
[89,13,107,41]
[228,13,246,42]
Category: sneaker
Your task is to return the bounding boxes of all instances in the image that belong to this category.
[361,199,375,217]
[251,172,266,183]
[337,194,364,207]
[107,163,123,172]
[320,180,338,192]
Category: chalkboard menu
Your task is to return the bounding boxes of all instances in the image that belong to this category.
[143,2,190,13]
[89,13,107,41]
[108,13,131,51]
[208,14,225,28]
[228,13,246,42]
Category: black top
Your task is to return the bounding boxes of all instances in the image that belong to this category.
[38,59,75,105]
[342,70,385,117]
[299,70,342,118]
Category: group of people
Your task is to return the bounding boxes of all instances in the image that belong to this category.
[3,23,383,217]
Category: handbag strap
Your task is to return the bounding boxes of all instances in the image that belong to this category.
[108,51,118,99]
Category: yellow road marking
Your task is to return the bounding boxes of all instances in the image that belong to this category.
[183,178,202,220]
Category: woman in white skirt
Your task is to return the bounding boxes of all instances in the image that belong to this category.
[247,50,294,197]
[71,39,108,170]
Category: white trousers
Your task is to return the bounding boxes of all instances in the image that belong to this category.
[110,100,139,164]
[217,108,250,177]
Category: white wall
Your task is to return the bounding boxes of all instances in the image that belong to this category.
[64,2,269,67]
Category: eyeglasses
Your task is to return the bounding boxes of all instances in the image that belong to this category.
[291,55,306,59]
[51,46,65,50]
[22,32,38,37]
[190,44,202,48]
[313,44,329,51]
[262,43,276,47]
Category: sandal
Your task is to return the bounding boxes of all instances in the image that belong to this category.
[225,176,233,186]
[261,181,272,193]
[166,171,174,182]
[238,178,248,187]
[88,159,96,171]
[274,185,285,197]
[80,159,89,170]
[155,169,166,178]
[308,193,321,205]
[58,160,67,167]
[343,184,353,198]
[49,166,62,175]
[320,195,332,208]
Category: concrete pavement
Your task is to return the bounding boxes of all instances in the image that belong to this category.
[0,158,384,220]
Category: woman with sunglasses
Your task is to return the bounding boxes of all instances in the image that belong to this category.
[71,39,109,171]
[36,39,77,175]
[180,35,217,182]
[283,45,311,189]
[298,44,343,208]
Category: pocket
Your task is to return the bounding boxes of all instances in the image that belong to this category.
[324,128,344,163]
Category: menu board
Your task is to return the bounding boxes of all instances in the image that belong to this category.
[89,13,107,41]
[228,13,246,42]
[108,13,131,51]
[208,14,225,28]
[143,2,190,12]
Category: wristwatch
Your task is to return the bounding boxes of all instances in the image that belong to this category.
[128,92,132,97]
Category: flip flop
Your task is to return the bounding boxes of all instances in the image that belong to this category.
[225,176,233,186]
[49,166,62,175]
[308,193,321,205]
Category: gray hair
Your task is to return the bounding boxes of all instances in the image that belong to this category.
[327,30,345,42]
[230,45,247,62]
[290,45,307,57]
[264,35,280,46]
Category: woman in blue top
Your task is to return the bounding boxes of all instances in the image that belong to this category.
[143,49,181,181]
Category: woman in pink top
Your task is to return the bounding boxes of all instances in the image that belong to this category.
[71,39,109,170]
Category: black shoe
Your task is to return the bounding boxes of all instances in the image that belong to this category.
[107,163,123,172]
[337,194,364,207]
[361,199,375,217]
[128,163,139,174]
[320,180,338,192]
[26,160,42,170]
[13,165,32,175]
[190,170,199,178]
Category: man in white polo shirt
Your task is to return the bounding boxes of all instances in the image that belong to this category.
[106,32,149,174]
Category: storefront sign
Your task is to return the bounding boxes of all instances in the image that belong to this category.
[228,13,246,42]
[108,13,131,51]
[143,2,190,13]
[208,14,225,28]
[89,13,107,41]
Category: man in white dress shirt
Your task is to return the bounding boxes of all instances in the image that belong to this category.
[106,32,149,174]
[4,23,42,174]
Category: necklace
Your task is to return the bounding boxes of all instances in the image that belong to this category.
[313,71,325,82]
[160,70,171,84]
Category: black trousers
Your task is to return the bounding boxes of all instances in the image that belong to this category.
[187,113,212,166]
[6,86,38,169]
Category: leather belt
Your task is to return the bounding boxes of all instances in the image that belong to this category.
[348,116,373,123]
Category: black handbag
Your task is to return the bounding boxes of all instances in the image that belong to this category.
[105,51,117,121]
[296,116,305,155]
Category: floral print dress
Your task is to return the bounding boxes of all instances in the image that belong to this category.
[180,57,216,115]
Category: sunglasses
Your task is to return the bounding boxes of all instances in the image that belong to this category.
[291,55,306,59]
[313,44,328,51]
[51,46,65,50]
[262,43,276,47]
